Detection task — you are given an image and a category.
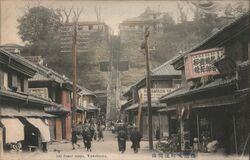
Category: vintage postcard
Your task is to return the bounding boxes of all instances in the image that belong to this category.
[0,0,249,160]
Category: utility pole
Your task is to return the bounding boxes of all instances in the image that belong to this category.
[144,26,153,150]
[71,8,83,128]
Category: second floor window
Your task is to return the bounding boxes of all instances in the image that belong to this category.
[7,72,12,89]
[17,76,24,92]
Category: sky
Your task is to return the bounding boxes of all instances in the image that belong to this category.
[0,0,248,45]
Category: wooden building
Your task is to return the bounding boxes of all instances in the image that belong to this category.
[0,49,53,152]
[78,87,98,120]
[122,59,181,138]
[27,56,85,141]
[160,12,249,155]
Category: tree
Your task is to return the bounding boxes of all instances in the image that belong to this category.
[18,6,61,44]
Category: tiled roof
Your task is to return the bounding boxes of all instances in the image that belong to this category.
[78,87,96,97]
[125,102,166,111]
[0,90,53,106]
[0,49,37,72]
[130,57,181,89]
[151,57,181,76]
[29,64,68,83]
[30,72,51,81]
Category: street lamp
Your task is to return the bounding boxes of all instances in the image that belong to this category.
[140,26,153,150]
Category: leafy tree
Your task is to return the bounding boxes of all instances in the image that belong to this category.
[18,6,61,43]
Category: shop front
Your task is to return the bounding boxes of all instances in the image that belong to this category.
[0,118,24,151]
[125,102,166,138]
[161,79,249,154]
[0,116,51,152]
[45,104,70,142]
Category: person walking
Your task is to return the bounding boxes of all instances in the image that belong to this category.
[90,124,96,140]
[130,127,142,153]
[71,128,80,150]
[85,129,92,152]
[117,126,127,153]
[82,126,92,151]
[155,127,160,142]
[97,124,104,141]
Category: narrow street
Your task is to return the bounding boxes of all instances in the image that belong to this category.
[0,1,249,160]
[1,131,248,160]
[1,131,155,160]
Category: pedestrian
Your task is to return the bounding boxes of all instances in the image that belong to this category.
[90,124,96,140]
[130,127,142,153]
[117,126,127,153]
[71,128,80,150]
[97,124,104,141]
[85,130,92,152]
[82,126,92,151]
[155,127,160,141]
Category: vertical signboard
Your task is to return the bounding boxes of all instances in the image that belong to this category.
[0,127,3,156]
[184,48,224,80]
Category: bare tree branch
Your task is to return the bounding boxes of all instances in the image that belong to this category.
[62,7,73,23]
[73,7,83,22]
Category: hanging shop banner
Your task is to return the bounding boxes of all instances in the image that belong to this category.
[176,105,192,120]
[29,88,49,99]
[138,88,176,103]
[184,48,224,80]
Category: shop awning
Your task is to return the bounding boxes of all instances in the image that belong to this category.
[1,118,24,143]
[125,102,166,111]
[163,94,245,113]
[76,106,85,112]
[86,105,99,111]
[160,77,237,102]
[157,108,167,112]
[26,118,50,142]
[125,103,139,111]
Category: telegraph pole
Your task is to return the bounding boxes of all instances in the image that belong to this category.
[72,19,77,127]
[71,8,83,127]
[144,26,153,150]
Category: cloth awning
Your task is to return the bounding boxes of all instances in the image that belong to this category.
[1,118,24,143]
[26,118,51,142]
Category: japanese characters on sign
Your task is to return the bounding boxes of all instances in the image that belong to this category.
[184,48,224,80]
[29,88,49,99]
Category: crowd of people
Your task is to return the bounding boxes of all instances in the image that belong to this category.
[71,118,106,152]
[71,119,143,154]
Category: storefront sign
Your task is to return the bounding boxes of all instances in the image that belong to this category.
[29,88,49,99]
[138,88,176,103]
[184,48,224,80]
